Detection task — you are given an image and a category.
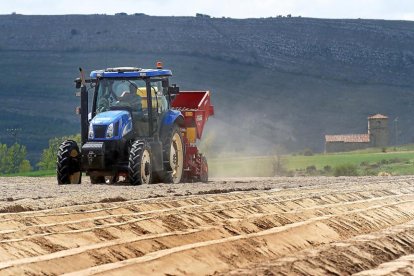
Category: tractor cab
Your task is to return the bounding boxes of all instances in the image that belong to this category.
[90,67,174,139]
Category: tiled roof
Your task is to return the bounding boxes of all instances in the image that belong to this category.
[325,134,370,143]
[368,114,388,119]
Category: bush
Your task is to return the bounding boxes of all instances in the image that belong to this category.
[306,165,317,175]
[303,148,313,156]
[333,164,358,177]
[323,165,332,172]
[380,159,389,165]
[389,158,406,164]
[369,163,380,169]
[382,147,387,153]
[363,168,378,176]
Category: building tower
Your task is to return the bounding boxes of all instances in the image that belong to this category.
[368,114,389,147]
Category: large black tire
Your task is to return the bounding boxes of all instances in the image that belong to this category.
[57,140,82,185]
[128,140,152,185]
[160,124,184,184]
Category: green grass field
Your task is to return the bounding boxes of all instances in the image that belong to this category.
[3,146,414,178]
[208,146,414,177]
[284,151,414,170]
[2,170,56,177]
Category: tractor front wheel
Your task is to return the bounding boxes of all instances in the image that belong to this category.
[57,140,82,185]
[128,140,152,185]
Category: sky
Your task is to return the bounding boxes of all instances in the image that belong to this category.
[1,0,414,21]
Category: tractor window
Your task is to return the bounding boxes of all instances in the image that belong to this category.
[96,79,146,113]
[151,80,168,113]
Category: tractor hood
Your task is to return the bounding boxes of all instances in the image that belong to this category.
[89,110,132,140]
[91,110,129,125]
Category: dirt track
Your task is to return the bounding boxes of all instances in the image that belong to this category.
[0,176,414,275]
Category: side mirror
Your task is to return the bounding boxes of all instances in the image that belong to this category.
[75,78,81,89]
[168,85,179,95]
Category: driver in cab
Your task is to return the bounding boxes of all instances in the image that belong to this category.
[116,83,143,112]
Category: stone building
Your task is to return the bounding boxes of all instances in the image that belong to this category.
[325,114,389,153]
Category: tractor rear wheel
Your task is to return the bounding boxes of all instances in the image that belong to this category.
[128,140,152,185]
[57,140,82,185]
[161,125,184,184]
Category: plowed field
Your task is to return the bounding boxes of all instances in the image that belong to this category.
[1,176,414,275]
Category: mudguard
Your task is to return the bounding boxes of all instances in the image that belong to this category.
[162,110,184,127]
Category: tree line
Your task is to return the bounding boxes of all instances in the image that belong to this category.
[0,134,80,175]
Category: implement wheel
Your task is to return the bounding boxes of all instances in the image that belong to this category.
[161,124,184,184]
[200,155,208,183]
[57,140,82,185]
[128,140,152,185]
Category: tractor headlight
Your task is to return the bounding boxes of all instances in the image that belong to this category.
[122,121,132,137]
[106,123,114,138]
[88,125,94,139]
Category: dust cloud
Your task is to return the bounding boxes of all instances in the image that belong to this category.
[199,110,296,177]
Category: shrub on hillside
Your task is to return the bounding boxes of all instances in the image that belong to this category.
[333,164,358,177]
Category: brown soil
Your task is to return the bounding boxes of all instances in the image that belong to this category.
[0,176,414,275]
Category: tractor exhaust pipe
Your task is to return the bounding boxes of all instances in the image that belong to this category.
[79,68,88,146]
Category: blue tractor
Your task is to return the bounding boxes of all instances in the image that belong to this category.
[57,64,213,185]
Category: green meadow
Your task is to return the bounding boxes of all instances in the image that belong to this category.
[209,146,414,177]
[3,146,414,178]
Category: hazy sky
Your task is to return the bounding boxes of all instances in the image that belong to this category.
[1,0,414,20]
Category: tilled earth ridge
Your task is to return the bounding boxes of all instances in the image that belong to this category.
[0,176,413,275]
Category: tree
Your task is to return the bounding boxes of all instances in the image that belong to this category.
[0,142,32,174]
[38,134,81,170]
[0,144,7,173]
[19,160,32,173]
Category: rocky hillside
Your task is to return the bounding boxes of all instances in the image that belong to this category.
[0,14,413,162]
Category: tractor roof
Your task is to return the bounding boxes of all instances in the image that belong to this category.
[90,67,172,79]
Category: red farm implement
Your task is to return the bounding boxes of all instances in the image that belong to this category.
[171,91,214,182]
